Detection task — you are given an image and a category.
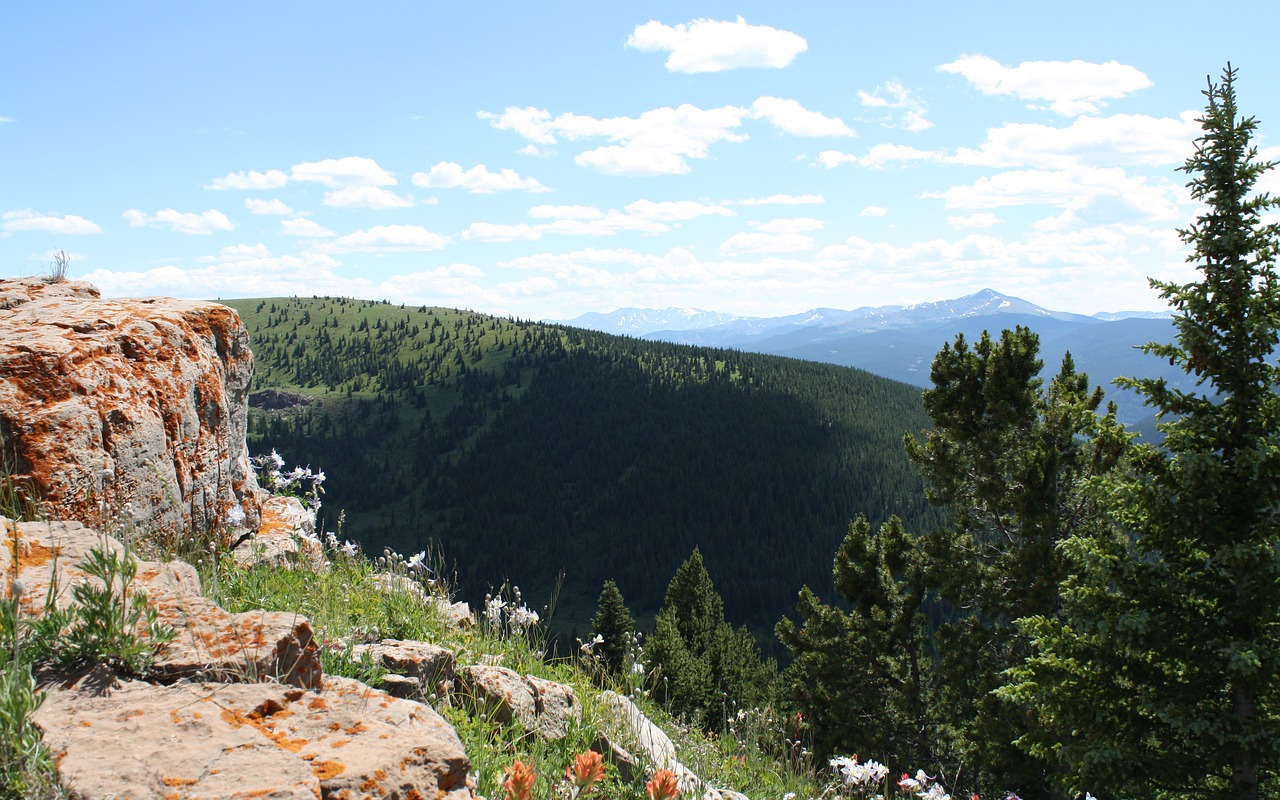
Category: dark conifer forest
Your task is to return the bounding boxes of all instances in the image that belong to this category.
[223,297,941,643]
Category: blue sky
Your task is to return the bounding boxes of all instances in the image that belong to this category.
[4,2,1279,319]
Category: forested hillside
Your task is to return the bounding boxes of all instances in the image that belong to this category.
[223,296,940,642]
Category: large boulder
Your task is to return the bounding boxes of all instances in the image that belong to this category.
[2,516,321,688]
[36,671,476,800]
[456,664,582,739]
[0,278,261,544]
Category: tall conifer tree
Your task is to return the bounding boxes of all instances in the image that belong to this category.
[1005,65,1280,799]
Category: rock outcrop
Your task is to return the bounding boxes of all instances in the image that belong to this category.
[457,664,583,740]
[36,671,474,800]
[3,516,322,689]
[0,277,260,543]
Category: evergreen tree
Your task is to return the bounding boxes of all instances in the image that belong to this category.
[1005,64,1280,799]
[590,579,635,677]
[647,548,776,729]
[777,515,932,766]
[905,327,1122,795]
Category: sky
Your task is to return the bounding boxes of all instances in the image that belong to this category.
[4,2,1280,321]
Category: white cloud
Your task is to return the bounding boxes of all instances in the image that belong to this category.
[411,162,548,193]
[281,218,335,237]
[952,112,1200,169]
[626,16,807,73]
[623,199,734,221]
[245,198,294,215]
[948,213,1002,228]
[290,156,396,186]
[721,231,816,254]
[528,205,604,220]
[0,116,13,124]
[321,186,415,209]
[938,55,1152,115]
[933,167,1185,222]
[123,208,234,235]
[206,169,289,190]
[756,217,825,233]
[859,206,888,217]
[737,194,824,206]
[462,223,542,243]
[478,106,557,145]
[2,209,103,235]
[750,97,854,137]
[481,103,751,176]
[857,80,933,131]
[323,224,450,253]
[819,144,942,169]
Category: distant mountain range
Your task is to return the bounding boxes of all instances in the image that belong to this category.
[557,290,1181,429]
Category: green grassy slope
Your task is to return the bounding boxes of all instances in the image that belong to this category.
[224,296,940,643]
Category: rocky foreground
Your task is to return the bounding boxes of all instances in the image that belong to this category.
[0,278,745,800]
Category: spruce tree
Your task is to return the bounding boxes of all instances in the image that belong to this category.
[905,327,1122,796]
[777,515,933,766]
[1005,64,1280,799]
[590,579,635,677]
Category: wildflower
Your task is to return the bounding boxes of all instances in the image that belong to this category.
[898,770,933,792]
[406,550,428,571]
[580,633,604,655]
[503,760,536,800]
[509,604,540,631]
[340,540,358,557]
[225,505,246,527]
[783,794,796,800]
[485,595,508,625]
[920,785,950,800]
[300,531,321,545]
[269,449,286,468]
[566,750,604,793]
[645,769,680,800]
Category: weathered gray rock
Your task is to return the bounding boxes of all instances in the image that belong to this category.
[0,277,262,544]
[35,672,476,800]
[2,516,321,688]
[456,664,582,739]
[353,639,456,696]
[602,690,720,797]
[231,495,322,569]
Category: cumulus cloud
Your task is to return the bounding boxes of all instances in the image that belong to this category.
[411,162,548,193]
[857,80,933,131]
[321,186,415,209]
[948,212,1002,228]
[756,217,825,233]
[818,144,942,169]
[623,199,734,221]
[481,103,750,176]
[932,166,1184,219]
[462,222,542,243]
[281,218,335,237]
[859,206,888,217]
[206,169,289,190]
[951,112,1200,168]
[290,156,396,186]
[721,231,816,254]
[2,209,103,235]
[245,198,294,215]
[123,208,234,235]
[323,224,450,253]
[751,97,854,137]
[528,205,605,220]
[938,55,1153,115]
[626,16,807,73]
[737,194,825,206]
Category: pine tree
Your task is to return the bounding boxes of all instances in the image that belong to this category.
[777,515,932,766]
[647,548,776,729]
[904,327,1122,795]
[1005,64,1280,799]
[590,579,635,677]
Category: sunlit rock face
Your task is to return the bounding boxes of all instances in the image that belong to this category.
[0,277,262,543]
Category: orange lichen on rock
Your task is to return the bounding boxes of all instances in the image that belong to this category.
[311,759,346,780]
